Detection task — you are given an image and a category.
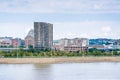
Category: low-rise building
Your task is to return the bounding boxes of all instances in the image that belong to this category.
[53,38,89,52]
[12,38,24,48]
[12,38,19,47]
[64,46,88,52]
[0,37,12,47]
[89,38,120,50]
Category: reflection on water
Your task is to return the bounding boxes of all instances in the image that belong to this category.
[33,64,52,80]
[0,63,120,80]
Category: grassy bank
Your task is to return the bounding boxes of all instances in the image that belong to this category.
[0,56,120,64]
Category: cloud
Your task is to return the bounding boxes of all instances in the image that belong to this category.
[53,21,119,39]
[101,26,111,32]
[101,26,112,37]
[93,4,103,10]
[66,33,78,39]
[80,33,89,38]
[0,21,119,39]
[0,0,120,13]
[0,22,33,39]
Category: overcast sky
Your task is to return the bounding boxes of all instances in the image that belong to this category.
[0,0,120,39]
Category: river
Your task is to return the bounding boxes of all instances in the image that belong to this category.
[0,62,120,80]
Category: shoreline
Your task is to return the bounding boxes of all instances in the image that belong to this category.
[0,56,120,64]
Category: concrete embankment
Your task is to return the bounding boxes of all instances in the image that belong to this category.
[0,57,120,64]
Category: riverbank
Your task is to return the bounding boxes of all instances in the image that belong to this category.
[0,57,120,64]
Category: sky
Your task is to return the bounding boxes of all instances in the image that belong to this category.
[0,0,120,39]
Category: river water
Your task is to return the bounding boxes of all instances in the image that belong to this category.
[0,62,120,80]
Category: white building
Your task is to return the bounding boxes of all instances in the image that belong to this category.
[0,37,12,47]
[54,38,89,52]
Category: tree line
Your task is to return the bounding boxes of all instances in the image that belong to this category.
[0,48,120,58]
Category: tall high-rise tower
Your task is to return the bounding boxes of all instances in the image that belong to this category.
[34,22,53,50]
